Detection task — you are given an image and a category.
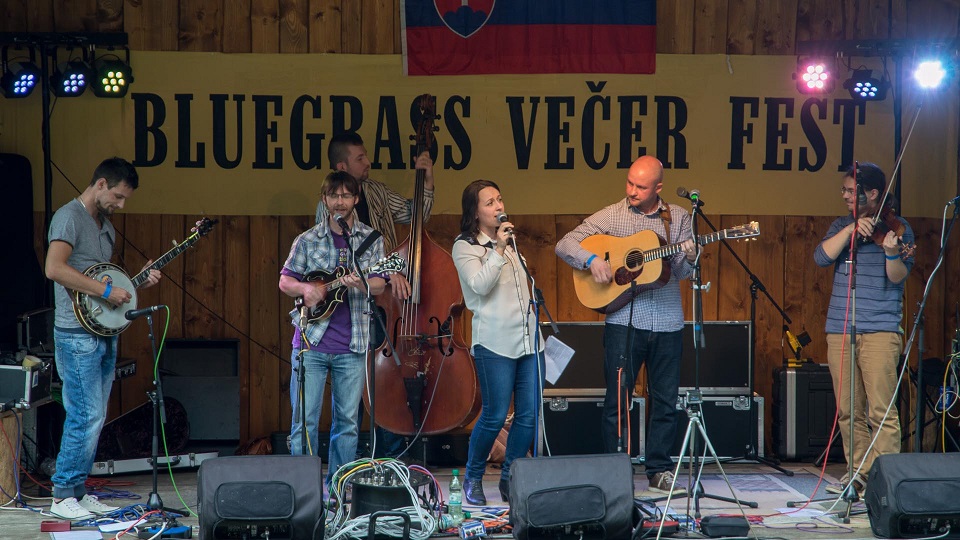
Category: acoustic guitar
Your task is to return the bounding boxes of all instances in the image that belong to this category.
[573,222,760,313]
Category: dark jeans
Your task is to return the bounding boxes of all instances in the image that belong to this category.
[466,345,543,481]
[602,324,682,477]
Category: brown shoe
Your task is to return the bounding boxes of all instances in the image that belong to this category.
[648,471,687,495]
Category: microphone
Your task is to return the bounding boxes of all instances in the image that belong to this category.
[676,187,705,206]
[948,194,960,205]
[496,212,513,233]
[335,214,351,236]
[125,305,166,320]
[857,184,868,207]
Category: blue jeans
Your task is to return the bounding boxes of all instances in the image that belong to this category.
[52,328,117,499]
[602,324,681,477]
[466,346,543,482]
[289,349,364,486]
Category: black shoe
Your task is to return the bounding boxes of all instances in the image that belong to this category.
[499,478,510,503]
[464,478,487,506]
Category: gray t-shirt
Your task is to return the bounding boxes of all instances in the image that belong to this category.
[48,198,116,329]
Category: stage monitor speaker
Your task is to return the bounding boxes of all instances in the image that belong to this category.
[198,455,325,540]
[162,338,240,441]
[679,321,751,394]
[509,453,635,540]
[865,453,960,538]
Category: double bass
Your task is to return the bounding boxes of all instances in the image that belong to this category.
[363,94,480,436]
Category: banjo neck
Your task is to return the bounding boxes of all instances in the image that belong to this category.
[132,229,206,286]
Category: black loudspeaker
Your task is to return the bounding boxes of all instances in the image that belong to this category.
[865,453,960,538]
[509,453,635,540]
[198,455,325,540]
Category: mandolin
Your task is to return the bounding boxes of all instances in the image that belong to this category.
[297,253,405,323]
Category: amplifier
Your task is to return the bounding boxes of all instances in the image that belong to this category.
[773,364,844,461]
[679,321,751,395]
[542,395,645,460]
[672,395,763,460]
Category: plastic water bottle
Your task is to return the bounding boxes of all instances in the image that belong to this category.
[448,469,464,527]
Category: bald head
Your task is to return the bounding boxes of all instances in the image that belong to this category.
[625,155,664,212]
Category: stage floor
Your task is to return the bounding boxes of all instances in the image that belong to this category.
[1,460,881,539]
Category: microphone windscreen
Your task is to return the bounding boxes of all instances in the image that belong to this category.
[496,212,509,223]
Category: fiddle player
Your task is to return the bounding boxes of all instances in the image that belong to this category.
[814,162,914,496]
[452,180,544,505]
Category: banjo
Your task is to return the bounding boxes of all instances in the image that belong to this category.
[73,217,217,336]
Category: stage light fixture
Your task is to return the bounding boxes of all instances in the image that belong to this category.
[2,46,41,98]
[914,60,946,89]
[795,58,835,94]
[843,68,888,101]
[92,49,133,98]
[52,60,93,97]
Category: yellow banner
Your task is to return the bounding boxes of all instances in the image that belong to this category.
[1,52,955,217]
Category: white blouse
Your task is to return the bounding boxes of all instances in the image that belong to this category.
[452,232,545,359]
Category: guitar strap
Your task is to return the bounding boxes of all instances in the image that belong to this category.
[353,230,382,261]
[659,201,672,242]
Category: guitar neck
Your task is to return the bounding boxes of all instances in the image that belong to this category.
[131,233,200,287]
[642,230,729,263]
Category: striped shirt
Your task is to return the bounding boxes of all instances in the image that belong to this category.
[814,214,914,334]
[282,219,385,353]
[555,197,694,332]
[316,177,434,253]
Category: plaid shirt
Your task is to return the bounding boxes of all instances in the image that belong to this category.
[555,197,694,332]
[283,219,385,353]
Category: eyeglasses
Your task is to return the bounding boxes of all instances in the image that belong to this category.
[840,187,857,195]
[325,192,356,200]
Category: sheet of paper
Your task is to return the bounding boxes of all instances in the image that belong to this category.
[99,519,142,533]
[51,531,105,540]
[544,335,575,385]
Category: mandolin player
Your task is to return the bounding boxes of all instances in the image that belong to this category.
[44,157,161,520]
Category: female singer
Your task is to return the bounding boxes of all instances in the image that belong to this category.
[452,179,544,506]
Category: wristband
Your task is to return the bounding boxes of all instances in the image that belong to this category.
[102,281,112,299]
[885,253,900,261]
[585,254,597,268]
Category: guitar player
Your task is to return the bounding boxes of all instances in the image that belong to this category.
[278,170,387,491]
[555,155,696,496]
[44,157,161,520]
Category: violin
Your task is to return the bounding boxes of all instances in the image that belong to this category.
[857,200,915,259]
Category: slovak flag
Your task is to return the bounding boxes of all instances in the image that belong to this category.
[402,0,656,76]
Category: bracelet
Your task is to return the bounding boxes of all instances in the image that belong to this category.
[101,282,112,299]
[885,253,900,261]
[585,254,597,268]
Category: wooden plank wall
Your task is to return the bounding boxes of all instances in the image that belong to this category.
[11,0,960,453]
[31,212,960,454]
[2,0,959,55]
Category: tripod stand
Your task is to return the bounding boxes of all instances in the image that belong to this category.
[140,309,186,534]
[658,197,757,520]
[696,212,793,476]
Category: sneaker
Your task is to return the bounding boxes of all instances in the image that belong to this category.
[50,497,95,520]
[648,471,687,495]
[826,474,865,496]
[78,494,119,514]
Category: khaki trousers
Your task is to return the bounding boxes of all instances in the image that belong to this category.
[826,332,902,477]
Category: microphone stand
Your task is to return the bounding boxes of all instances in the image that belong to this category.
[340,221,394,460]
[294,298,310,457]
[694,211,793,477]
[661,196,756,521]
[143,313,180,523]
[509,232,557,456]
